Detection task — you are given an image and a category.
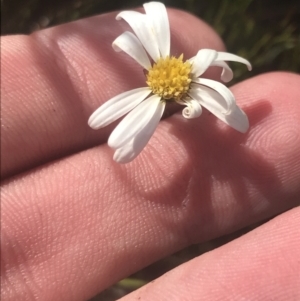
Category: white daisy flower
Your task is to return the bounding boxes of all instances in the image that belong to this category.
[88,1,252,163]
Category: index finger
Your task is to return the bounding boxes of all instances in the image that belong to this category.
[0,8,225,178]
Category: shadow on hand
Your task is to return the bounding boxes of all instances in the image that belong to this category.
[114,99,285,243]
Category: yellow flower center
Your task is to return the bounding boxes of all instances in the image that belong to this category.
[146,54,192,101]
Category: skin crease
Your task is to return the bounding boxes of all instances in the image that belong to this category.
[0,9,224,179]
[120,208,300,301]
[1,7,300,301]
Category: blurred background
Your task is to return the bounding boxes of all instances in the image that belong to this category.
[2,0,300,300]
[2,0,300,81]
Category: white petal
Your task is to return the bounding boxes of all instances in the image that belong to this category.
[143,2,170,58]
[189,84,227,114]
[189,49,217,77]
[113,139,136,163]
[211,61,233,82]
[224,105,249,133]
[116,11,160,62]
[108,95,162,149]
[192,78,235,114]
[88,87,151,129]
[182,99,202,119]
[189,86,249,133]
[216,52,252,71]
[113,100,165,163]
[112,31,151,70]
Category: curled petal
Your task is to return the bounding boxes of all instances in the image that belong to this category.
[143,2,170,58]
[216,52,252,71]
[116,11,160,62]
[112,31,151,70]
[108,95,162,149]
[113,100,165,163]
[189,85,249,133]
[182,99,202,119]
[211,60,233,82]
[88,87,151,129]
[192,78,236,114]
[189,49,217,77]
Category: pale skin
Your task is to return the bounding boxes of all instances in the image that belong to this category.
[1,7,300,301]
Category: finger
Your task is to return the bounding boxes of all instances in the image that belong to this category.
[2,72,300,301]
[0,8,225,179]
[120,207,300,301]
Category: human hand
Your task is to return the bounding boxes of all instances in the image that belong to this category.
[1,7,300,301]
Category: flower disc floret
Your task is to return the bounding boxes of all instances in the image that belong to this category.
[146,54,192,100]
